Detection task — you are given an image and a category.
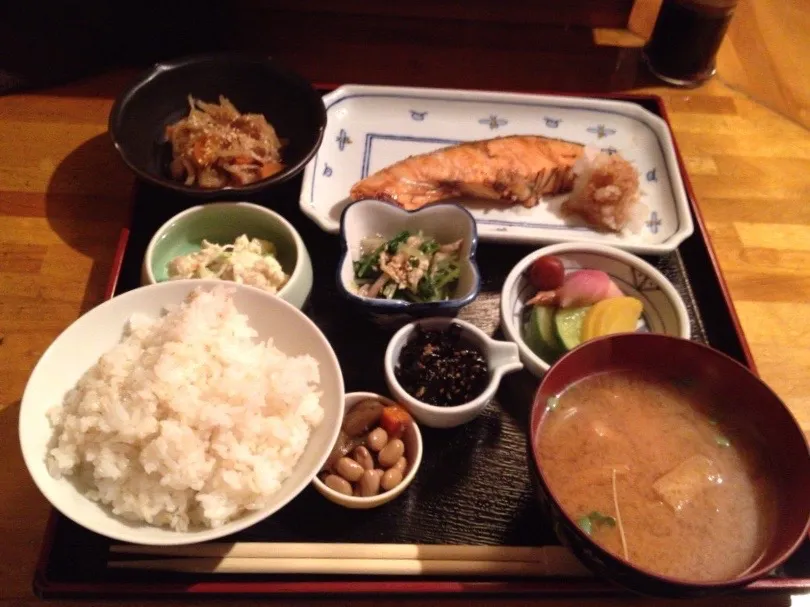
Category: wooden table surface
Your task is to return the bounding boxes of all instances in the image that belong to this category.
[1,64,809,607]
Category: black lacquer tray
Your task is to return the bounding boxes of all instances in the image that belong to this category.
[33,90,810,599]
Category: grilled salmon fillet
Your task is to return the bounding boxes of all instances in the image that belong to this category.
[349,135,643,233]
[350,135,584,211]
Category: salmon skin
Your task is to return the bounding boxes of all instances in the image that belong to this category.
[349,134,642,233]
[350,135,585,211]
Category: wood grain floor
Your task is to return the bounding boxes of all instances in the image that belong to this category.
[716,0,810,129]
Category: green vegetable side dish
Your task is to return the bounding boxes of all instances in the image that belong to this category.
[353,230,463,303]
[577,511,617,536]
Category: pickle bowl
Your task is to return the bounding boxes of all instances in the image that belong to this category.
[500,241,690,378]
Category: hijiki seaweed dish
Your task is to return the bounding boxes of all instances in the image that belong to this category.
[395,323,489,406]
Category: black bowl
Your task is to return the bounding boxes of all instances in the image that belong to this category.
[108,52,326,197]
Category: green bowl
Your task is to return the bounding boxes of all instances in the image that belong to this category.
[141,202,313,309]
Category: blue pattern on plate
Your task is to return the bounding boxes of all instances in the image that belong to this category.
[601,146,618,155]
[646,168,658,182]
[587,124,617,139]
[544,117,561,128]
[336,128,352,151]
[307,92,684,243]
[479,115,508,129]
[322,163,333,177]
[646,211,662,234]
[410,110,428,121]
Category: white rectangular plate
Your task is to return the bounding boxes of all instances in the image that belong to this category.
[299,85,694,254]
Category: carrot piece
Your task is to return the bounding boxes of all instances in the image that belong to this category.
[380,406,413,438]
[231,155,255,165]
[192,137,210,166]
[259,161,284,179]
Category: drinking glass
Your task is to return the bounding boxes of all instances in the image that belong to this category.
[642,0,739,87]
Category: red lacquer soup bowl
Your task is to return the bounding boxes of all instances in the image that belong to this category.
[528,333,810,598]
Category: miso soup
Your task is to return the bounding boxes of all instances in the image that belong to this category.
[536,370,779,582]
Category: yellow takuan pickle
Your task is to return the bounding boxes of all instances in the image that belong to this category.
[581,297,644,342]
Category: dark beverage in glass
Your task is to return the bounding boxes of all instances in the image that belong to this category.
[643,0,738,86]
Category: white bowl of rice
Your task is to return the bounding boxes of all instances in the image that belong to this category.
[18,280,345,545]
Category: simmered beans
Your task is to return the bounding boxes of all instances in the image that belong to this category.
[320,400,415,498]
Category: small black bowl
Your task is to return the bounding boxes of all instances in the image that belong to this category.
[108,52,326,197]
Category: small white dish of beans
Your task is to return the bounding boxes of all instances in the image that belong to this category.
[312,392,423,509]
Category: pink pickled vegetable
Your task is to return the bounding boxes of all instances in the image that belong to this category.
[526,269,623,308]
[558,270,623,307]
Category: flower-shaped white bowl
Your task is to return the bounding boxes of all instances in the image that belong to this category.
[500,242,691,378]
[19,280,345,545]
[384,317,523,428]
[312,392,423,510]
[337,200,481,320]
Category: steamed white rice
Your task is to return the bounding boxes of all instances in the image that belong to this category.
[46,286,324,531]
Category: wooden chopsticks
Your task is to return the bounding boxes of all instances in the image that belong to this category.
[108,543,592,577]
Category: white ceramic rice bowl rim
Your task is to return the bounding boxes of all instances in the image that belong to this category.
[141,201,309,298]
[18,279,345,545]
[500,242,691,376]
[311,392,423,509]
